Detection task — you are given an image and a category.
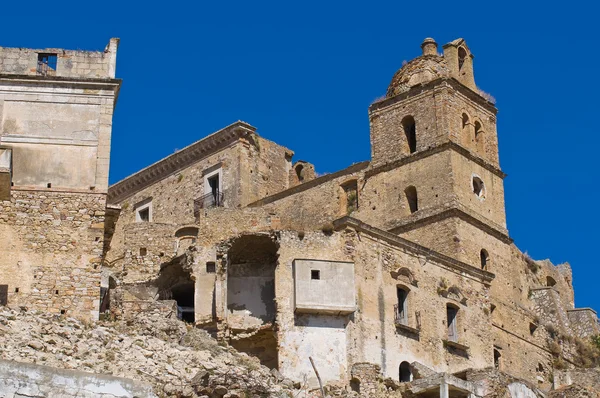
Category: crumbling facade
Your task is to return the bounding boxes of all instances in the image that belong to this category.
[1,36,597,397]
[0,40,121,319]
[101,37,600,395]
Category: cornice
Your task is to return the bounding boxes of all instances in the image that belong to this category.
[365,141,506,179]
[369,77,497,114]
[387,204,512,244]
[333,216,495,284]
[108,121,256,204]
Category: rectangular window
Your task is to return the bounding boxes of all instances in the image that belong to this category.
[311,270,321,280]
[37,53,57,76]
[397,288,408,325]
[206,262,216,274]
[134,200,152,223]
[447,305,458,342]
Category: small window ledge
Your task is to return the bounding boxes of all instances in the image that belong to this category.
[395,322,420,335]
[443,339,470,354]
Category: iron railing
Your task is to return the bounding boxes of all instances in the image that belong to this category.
[194,190,224,218]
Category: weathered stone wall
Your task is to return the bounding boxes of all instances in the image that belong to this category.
[0,42,119,192]
[0,358,156,398]
[567,308,600,339]
[0,189,105,319]
[0,39,119,79]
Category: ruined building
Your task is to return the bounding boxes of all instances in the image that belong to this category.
[0,37,598,397]
[0,39,120,319]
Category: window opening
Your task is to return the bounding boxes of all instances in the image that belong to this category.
[138,207,150,222]
[480,249,489,270]
[208,174,220,205]
[402,116,417,154]
[396,287,408,325]
[206,262,216,273]
[139,247,147,256]
[546,276,556,287]
[494,349,502,369]
[472,176,485,198]
[399,361,412,382]
[311,270,321,280]
[37,53,57,76]
[458,47,467,71]
[447,305,458,342]
[296,165,305,181]
[405,186,418,213]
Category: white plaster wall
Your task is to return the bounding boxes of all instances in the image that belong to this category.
[280,314,348,388]
[293,259,355,313]
[227,276,274,323]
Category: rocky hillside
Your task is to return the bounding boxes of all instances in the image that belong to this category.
[0,307,303,397]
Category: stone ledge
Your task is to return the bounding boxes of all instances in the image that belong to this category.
[294,304,356,315]
[333,216,495,284]
[443,339,470,354]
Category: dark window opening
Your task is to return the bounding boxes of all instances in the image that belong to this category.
[530,322,538,335]
[474,121,482,136]
[396,287,408,325]
[47,183,52,188]
[547,276,557,287]
[462,113,469,129]
[402,116,417,154]
[399,361,412,382]
[0,285,7,306]
[37,53,57,76]
[480,249,489,270]
[405,186,418,214]
[172,282,195,323]
[14,288,19,293]
[296,165,305,181]
[472,176,485,197]
[138,207,150,222]
[60,309,66,315]
[311,270,321,280]
[494,349,501,369]
[458,47,467,71]
[447,305,458,342]
[208,175,219,200]
[55,290,59,295]
[139,247,147,256]
[206,262,216,273]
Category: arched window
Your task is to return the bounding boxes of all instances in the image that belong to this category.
[474,121,482,137]
[399,361,412,382]
[458,47,467,71]
[546,276,557,287]
[296,164,305,181]
[402,116,417,154]
[462,113,469,129]
[447,304,459,342]
[405,186,418,214]
[396,287,409,326]
[480,249,489,270]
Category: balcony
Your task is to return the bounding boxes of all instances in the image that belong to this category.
[394,304,420,336]
[194,190,224,217]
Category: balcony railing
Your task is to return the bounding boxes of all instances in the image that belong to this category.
[194,190,224,218]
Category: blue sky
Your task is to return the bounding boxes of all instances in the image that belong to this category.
[2,1,598,309]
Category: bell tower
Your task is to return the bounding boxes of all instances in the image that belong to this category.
[366,38,511,270]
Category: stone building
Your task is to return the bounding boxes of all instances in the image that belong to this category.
[2,36,596,397]
[102,37,600,394]
[0,39,121,320]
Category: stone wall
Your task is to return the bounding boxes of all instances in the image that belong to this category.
[0,359,156,398]
[0,38,118,79]
[0,189,105,319]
